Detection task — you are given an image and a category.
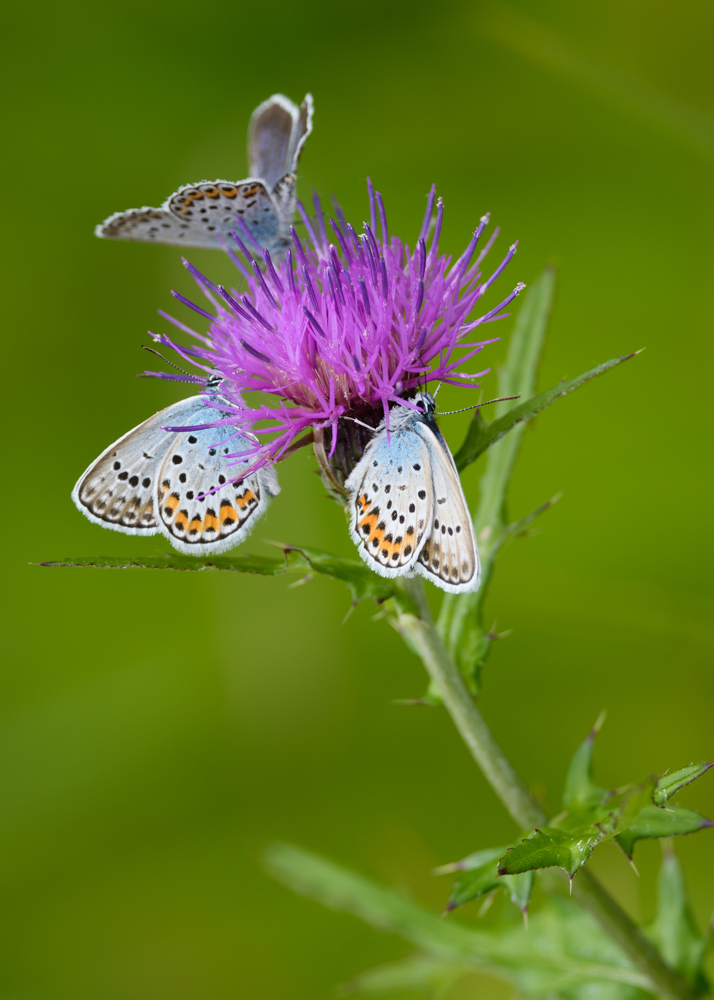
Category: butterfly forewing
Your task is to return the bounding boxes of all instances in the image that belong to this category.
[248,94,313,190]
[414,422,480,593]
[156,426,280,555]
[346,412,434,577]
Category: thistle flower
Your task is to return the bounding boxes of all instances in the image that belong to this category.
[151,181,524,488]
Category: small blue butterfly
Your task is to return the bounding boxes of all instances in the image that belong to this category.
[72,392,279,555]
[95,94,313,254]
[345,392,480,593]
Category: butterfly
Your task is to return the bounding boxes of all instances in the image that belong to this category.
[344,392,480,593]
[95,93,313,254]
[72,390,280,555]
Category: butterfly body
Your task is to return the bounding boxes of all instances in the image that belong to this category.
[72,396,279,555]
[345,393,480,593]
[95,94,313,254]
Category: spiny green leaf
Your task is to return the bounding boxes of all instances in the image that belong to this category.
[441,847,533,916]
[276,544,401,606]
[264,842,492,958]
[453,351,638,473]
[434,846,507,874]
[341,955,471,995]
[39,553,286,574]
[562,713,608,812]
[654,763,713,806]
[498,826,605,878]
[615,806,713,860]
[647,847,710,992]
[265,843,653,994]
[504,870,534,915]
[447,860,503,911]
[41,545,410,610]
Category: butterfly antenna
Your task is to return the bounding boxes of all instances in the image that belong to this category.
[438,395,520,416]
[342,415,378,434]
[140,344,196,379]
[433,381,443,398]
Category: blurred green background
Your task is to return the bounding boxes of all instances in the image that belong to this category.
[2,0,713,996]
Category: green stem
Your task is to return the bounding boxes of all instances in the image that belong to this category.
[396,577,701,1000]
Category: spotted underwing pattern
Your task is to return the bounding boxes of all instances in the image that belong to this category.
[95,93,313,254]
[72,396,280,555]
[344,392,480,594]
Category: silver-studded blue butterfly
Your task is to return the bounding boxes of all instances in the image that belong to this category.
[344,392,480,593]
[95,93,313,255]
[72,393,279,555]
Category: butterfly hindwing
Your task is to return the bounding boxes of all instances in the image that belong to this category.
[72,397,280,554]
[156,425,280,555]
[70,401,200,535]
[346,410,434,577]
[97,180,284,252]
[345,395,480,593]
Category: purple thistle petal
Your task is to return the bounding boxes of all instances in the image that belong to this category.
[240,294,274,333]
[376,190,388,245]
[303,306,326,338]
[236,216,265,255]
[182,258,219,293]
[331,196,350,242]
[223,243,252,282]
[263,250,284,294]
[313,190,328,250]
[419,184,436,242]
[302,265,320,313]
[286,249,297,295]
[346,222,362,258]
[358,276,371,317]
[290,226,309,268]
[367,177,377,238]
[480,242,519,298]
[428,198,444,262]
[216,285,252,322]
[379,256,389,300]
[251,259,278,309]
[329,219,352,263]
[170,291,215,323]
[296,200,321,252]
[230,229,257,264]
[241,339,272,363]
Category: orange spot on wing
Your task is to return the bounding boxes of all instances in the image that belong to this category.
[236,490,256,509]
[220,504,238,524]
[203,513,219,532]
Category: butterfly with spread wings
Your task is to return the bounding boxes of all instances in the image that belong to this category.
[95,93,313,255]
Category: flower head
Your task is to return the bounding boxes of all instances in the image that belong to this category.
[150,181,523,487]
